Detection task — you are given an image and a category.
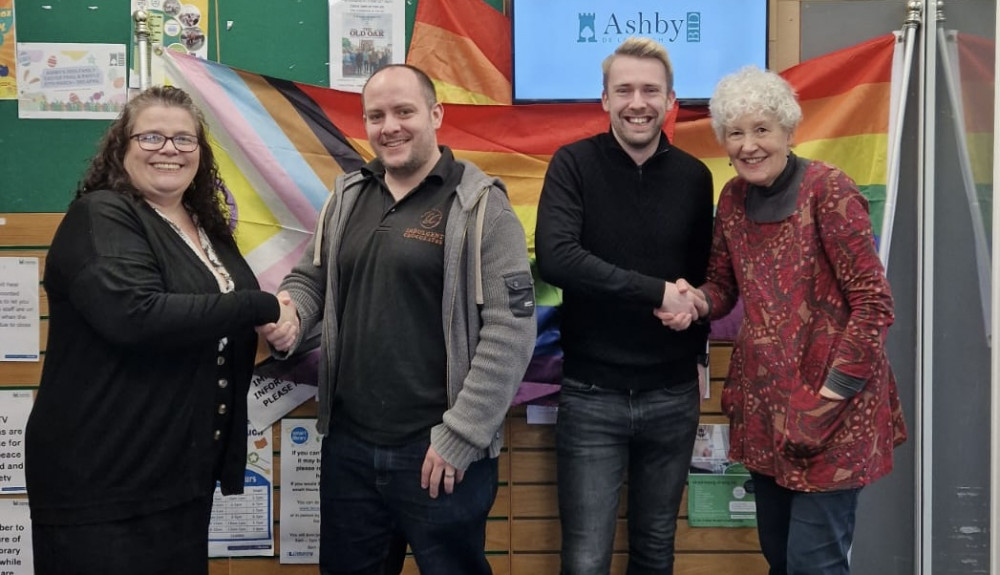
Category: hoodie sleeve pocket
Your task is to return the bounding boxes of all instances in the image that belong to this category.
[504,271,536,318]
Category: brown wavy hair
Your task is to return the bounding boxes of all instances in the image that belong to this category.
[76,85,231,239]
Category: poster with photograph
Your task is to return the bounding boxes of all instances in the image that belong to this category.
[15,43,128,119]
[0,0,15,100]
[329,0,404,92]
[129,0,210,88]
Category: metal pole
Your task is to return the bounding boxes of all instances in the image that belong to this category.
[991,0,1000,569]
[879,1,922,268]
[917,1,940,573]
[132,9,151,91]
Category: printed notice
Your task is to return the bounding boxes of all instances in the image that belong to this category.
[329,0,405,92]
[280,418,322,564]
[16,43,128,120]
[208,423,274,557]
[0,391,31,494]
[0,258,39,362]
[247,351,319,433]
[0,499,32,574]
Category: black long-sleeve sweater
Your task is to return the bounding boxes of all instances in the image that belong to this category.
[536,131,714,390]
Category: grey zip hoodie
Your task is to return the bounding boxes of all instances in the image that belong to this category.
[278,156,536,470]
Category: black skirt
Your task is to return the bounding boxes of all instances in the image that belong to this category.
[31,496,213,575]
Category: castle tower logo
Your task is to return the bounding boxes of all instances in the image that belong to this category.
[577,12,597,42]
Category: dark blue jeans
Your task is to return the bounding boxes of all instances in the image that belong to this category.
[319,426,498,575]
[751,473,862,575]
[556,376,701,575]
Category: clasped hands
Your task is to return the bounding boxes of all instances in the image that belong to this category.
[256,290,300,352]
[654,279,708,331]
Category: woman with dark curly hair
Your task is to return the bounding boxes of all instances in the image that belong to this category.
[25,86,297,575]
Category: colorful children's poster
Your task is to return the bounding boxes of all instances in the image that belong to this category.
[16,43,128,119]
[129,0,210,88]
[0,0,15,100]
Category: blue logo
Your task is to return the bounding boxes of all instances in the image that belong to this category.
[578,12,597,42]
[290,426,309,444]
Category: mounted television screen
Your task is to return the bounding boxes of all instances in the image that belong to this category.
[512,0,768,103]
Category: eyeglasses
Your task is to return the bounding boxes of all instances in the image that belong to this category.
[130,132,200,152]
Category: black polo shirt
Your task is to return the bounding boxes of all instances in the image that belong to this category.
[333,149,463,445]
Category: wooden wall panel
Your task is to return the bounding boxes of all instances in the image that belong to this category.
[2,212,765,573]
[0,213,63,246]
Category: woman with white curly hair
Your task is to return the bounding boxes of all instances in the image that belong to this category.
[661,66,907,575]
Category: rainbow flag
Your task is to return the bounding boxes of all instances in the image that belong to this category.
[162,33,899,394]
[407,0,511,105]
[161,50,673,398]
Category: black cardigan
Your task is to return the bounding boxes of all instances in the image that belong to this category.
[25,190,278,525]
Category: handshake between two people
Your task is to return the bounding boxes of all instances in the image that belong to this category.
[654,279,708,331]
[256,290,300,352]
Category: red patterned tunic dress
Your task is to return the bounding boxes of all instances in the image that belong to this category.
[702,159,907,492]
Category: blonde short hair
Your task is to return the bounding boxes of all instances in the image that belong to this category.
[601,37,674,92]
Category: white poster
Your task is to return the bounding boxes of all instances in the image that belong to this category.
[208,423,274,557]
[15,43,128,120]
[0,390,31,494]
[0,499,32,574]
[329,0,405,92]
[279,418,322,564]
[0,257,39,362]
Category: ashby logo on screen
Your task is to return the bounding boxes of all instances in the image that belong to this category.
[577,12,701,44]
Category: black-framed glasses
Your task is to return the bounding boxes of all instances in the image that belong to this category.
[130,132,200,152]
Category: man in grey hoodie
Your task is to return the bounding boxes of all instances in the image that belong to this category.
[260,64,536,575]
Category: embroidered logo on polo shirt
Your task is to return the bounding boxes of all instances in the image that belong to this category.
[403,208,445,245]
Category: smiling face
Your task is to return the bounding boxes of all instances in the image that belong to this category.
[363,67,443,181]
[723,112,793,187]
[123,105,200,208]
[602,55,675,163]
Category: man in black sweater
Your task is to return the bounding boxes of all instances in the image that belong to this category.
[535,37,714,575]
